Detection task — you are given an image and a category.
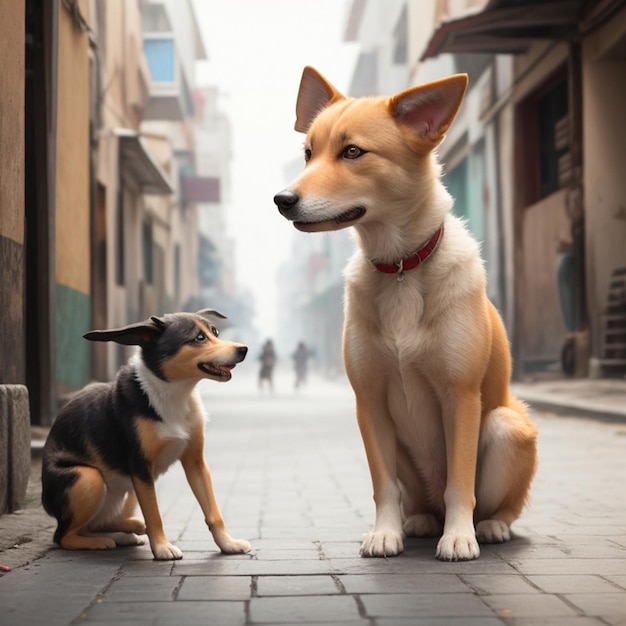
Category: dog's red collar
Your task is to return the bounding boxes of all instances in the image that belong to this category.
[372,224,444,280]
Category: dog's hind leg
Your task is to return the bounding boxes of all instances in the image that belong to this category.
[57,467,117,550]
[94,531,146,546]
[475,401,538,543]
[109,491,147,535]
[87,493,146,546]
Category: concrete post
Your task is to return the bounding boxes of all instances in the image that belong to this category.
[0,384,31,514]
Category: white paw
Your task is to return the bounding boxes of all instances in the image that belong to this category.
[476,519,510,543]
[152,542,183,561]
[403,514,442,538]
[436,533,480,561]
[360,530,404,558]
[219,538,252,554]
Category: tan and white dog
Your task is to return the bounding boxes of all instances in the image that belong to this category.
[274,67,538,561]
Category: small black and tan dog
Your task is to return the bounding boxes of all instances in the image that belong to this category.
[42,309,251,560]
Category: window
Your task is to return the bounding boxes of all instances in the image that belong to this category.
[143,4,175,83]
[538,78,570,198]
[518,70,570,204]
[144,38,175,82]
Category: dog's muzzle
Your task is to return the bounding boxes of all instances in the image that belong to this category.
[274,189,299,218]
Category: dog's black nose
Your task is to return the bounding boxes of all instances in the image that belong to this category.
[274,189,299,214]
[237,346,248,361]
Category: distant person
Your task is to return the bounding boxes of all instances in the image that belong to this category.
[292,341,311,389]
[258,339,276,392]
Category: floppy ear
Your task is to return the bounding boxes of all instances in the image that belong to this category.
[83,317,166,347]
[195,308,227,320]
[388,74,468,142]
[295,66,345,133]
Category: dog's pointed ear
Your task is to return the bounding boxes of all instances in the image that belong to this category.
[195,308,227,320]
[83,317,166,348]
[389,74,468,143]
[295,66,345,133]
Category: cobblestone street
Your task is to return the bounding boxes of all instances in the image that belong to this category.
[1,366,625,625]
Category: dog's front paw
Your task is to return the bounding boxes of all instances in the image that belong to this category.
[219,538,252,554]
[436,533,480,561]
[151,542,183,561]
[212,528,252,554]
[360,530,404,557]
[476,519,510,543]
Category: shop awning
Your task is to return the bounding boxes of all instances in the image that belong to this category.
[114,128,174,195]
[420,0,587,60]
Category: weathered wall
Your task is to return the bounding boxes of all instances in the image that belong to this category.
[0,0,30,514]
[520,190,571,365]
[582,14,626,361]
[0,0,26,385]
[54,0,92,394]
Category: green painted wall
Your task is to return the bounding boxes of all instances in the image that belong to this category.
[445,156,484,244]
[56,283,91,395]
[0,235,25,384]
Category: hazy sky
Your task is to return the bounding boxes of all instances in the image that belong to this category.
[192,0,358,336]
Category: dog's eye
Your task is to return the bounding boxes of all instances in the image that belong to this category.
[210,325,219,337]
[304,148,312,162]
[342,145,365,159]
[194,332,207,343]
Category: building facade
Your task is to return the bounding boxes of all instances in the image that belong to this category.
[0,0,216,512]
[420,0,626,378]
[279,0,626,381]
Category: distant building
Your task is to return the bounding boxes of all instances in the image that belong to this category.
[0,0,215,514]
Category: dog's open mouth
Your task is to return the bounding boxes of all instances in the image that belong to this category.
[199,362,236,381]
[294,206,366,232]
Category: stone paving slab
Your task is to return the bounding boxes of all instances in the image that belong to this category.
[480,592,580,618]
[375,620,506,626]
[359,592,494,618]
[250,595,361,624]
[0,369,625,625]
[177,575,253,601]
[256,574,340,596]
[85,600,247,625]
[338,573,471,594]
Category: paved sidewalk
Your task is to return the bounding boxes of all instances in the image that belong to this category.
[1,366,626,625]
[512,376,626,422]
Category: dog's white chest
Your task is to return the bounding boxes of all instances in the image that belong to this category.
[376,277,432,358]
[154,393,203,470]
[347,270,447,475]
[155,406,197,441]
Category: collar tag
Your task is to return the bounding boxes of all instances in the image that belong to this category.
[396,259,405,282]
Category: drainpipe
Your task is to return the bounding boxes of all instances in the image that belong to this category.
[565,39,589,377]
